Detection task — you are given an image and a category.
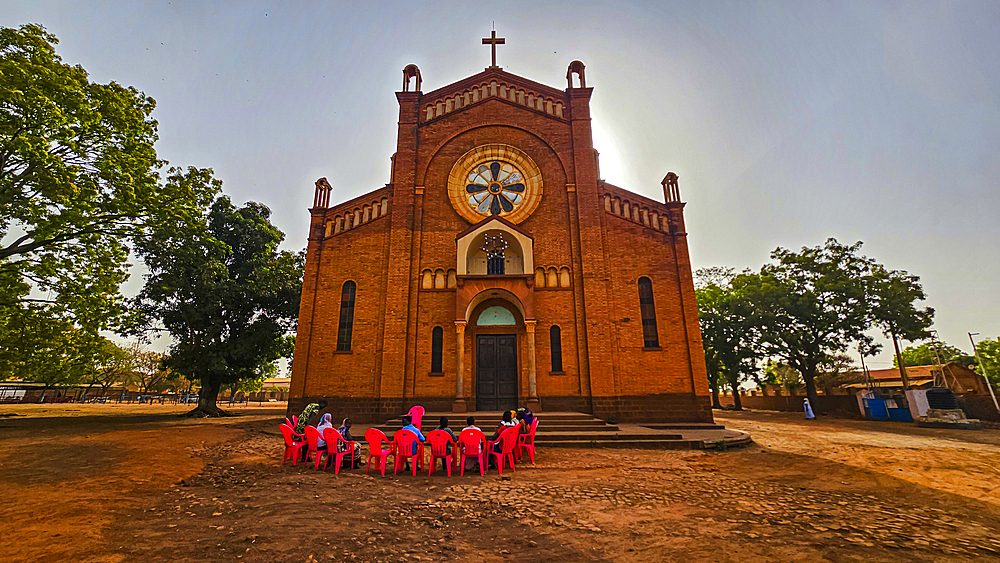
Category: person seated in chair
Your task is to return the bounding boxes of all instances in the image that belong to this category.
[337,417,363,465]
[463,416,481,433]
[435,416,457,452]
[430,416,457,472]
[489,410,516,452]
[394,415,425,470]
[461,416,482,472]
[315,413,334,453]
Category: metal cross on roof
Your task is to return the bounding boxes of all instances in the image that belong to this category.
[482,29,505,68]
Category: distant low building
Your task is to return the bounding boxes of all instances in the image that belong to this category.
[246,378,290,402]
[839,363,990,395]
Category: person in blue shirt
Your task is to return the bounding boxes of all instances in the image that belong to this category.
[395,415,426,453]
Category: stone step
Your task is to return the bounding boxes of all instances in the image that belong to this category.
[541,439,707,450]
[533,432,684,442]
[641,423,726,430]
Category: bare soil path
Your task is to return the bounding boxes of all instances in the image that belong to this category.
[2,405,999,562]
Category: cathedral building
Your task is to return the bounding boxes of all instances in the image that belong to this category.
[289,39,712,423]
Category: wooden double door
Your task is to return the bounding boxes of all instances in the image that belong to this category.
[475,334,518,411]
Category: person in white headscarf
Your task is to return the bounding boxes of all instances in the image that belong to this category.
[803,398,816,420]
[315,413,334,450]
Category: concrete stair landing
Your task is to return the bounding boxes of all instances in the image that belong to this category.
[376,411,750,450]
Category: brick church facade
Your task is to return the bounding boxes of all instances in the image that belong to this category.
[289,53,712,423]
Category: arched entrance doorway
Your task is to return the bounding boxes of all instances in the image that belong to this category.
[470,301,521,411]
[454,286,539,414]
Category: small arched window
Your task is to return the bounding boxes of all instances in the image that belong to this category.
[638,277,659,348]
[430,326,443,373]
[336,281,357,352]
[550,325,563,373]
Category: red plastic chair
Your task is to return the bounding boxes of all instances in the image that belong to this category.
[407,405,425,431]
[321,428,357,474]
[365,428,393,476]
[426,430,457,476]
[303,426,326,469]
[517,418,539,464]
[392,429,424,476]
[487,426,519,476]
[279,424,308,465]
[458,428,487,476]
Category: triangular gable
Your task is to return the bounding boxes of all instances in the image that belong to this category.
[456,215,533,241]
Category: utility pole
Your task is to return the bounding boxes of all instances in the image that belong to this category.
[969,332,1000,415]
[859,349,871,391]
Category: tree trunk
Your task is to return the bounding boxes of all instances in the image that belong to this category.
[709,376,722,408]
[184,378,230,417]
[729,378,743,410]
[803,368,820,412]
[891,329,910,390]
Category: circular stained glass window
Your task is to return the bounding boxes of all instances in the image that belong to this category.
[466,161,525,216]
[447,144,542,225]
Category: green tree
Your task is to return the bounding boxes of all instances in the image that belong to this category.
[702,344,723,408]
[754,362,780,395]
[0,318,102,400]
[695,268,759,410]
[972,337,1000,386]
[763,360,802,394]
[868,266,934,388]
[1,24,209,377]
[895,341,974,369]
[815,352,857,394]
[131,345,171,393]
[696,268,734,409]
[80,338,134,399]
[737,239,876,408]
[134,171,303,416]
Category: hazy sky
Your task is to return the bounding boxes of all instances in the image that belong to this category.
[3,1,998,369]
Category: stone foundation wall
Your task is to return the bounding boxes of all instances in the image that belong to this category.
[592,393,714,423]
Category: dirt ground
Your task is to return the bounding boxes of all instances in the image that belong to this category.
[2,405,1000,562]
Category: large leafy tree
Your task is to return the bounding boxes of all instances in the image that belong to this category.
[695,267,759,410]
[0,317,103,399]
[736,239,877,408]
[972,337,1000,386]
[131,346,171,393]
[134,169,303,416]
[80,338,135,398]
[0,24,207,380]
[868,266,934,388]
[896,341,975,369]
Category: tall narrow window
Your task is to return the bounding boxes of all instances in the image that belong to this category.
[336,281,356,352]
[431,326,443,373]
[550,325,563,372]
[638,277,659,348]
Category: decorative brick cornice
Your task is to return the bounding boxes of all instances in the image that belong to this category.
[420,68,570,124]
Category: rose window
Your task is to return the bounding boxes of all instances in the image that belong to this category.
[465,162,525,216]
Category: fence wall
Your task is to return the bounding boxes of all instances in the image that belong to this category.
[719,393,861,415]
[960,394,1000,422]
